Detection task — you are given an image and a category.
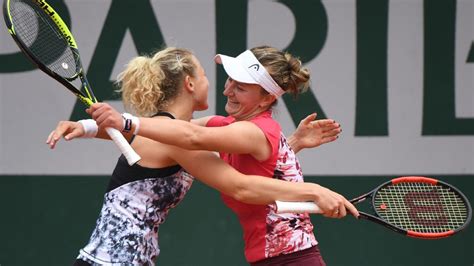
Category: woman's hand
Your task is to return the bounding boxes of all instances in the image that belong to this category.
[46,121,85,149]
[313,184,359,219]
[87,103,123,130]
[288,113,342,153]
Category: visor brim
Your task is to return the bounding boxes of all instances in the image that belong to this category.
[214,54,258,84]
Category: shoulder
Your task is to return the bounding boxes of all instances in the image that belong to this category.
[206,115,231,127]
[250,111,281,133]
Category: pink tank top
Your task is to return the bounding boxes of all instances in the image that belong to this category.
[207,111,317,263]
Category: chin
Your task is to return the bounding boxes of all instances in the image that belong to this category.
[197,104,209,111]
[224,105,233,115]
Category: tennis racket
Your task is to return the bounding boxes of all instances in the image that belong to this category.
[276,176,472,239]
[3,0,140,165]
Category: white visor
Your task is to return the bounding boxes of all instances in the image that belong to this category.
[214,50,285,98]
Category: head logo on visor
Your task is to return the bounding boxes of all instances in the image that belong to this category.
[248,64,259,71]
[215,50,285,98]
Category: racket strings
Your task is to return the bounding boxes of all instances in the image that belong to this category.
[374,182,469,233]
[9,0,77,79]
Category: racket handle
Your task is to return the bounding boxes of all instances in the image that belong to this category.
[275,201,322,214]
[105,127,141,165]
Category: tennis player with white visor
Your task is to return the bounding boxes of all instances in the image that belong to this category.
[214,49,286,98]
[86,46,357,266]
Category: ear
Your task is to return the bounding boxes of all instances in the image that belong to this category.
[184,75,194,93]
[259,94,277,108]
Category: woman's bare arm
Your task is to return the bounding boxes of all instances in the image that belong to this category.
[167,146,359,218]
[89,103,270,159]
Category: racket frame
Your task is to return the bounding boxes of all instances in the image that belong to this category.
[356,176,472,238]
[372,176,472,239]
[3,0,94,106]
[276,176,472,239]
[3,0,141,165]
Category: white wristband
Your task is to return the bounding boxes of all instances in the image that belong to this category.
[122,113,140,135]
[78,119,98,138]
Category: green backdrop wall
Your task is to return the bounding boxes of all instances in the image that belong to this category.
[0,175,472,265]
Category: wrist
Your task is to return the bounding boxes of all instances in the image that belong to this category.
[122,113,140,135]
[78,119,98,138]
[312,183,322,203]
[287,135,302,153]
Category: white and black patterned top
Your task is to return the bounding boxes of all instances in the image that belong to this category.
[77,112,194,265]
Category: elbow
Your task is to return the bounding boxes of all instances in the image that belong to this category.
[232,189,250,203]
[185,129,207,150]
[188,134,203,150]
[229,179,259,204]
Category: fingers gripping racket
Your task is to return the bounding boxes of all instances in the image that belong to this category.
[276,176,472,239]
[3,0,140,165]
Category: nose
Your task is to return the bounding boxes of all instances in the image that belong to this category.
[223,79,236,96]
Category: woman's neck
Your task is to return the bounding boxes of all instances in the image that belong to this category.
[160,105,193,121]
[232,108,271,121]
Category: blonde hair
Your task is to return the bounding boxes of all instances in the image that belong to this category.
[117,47,197,116]
[250,46,310,98]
